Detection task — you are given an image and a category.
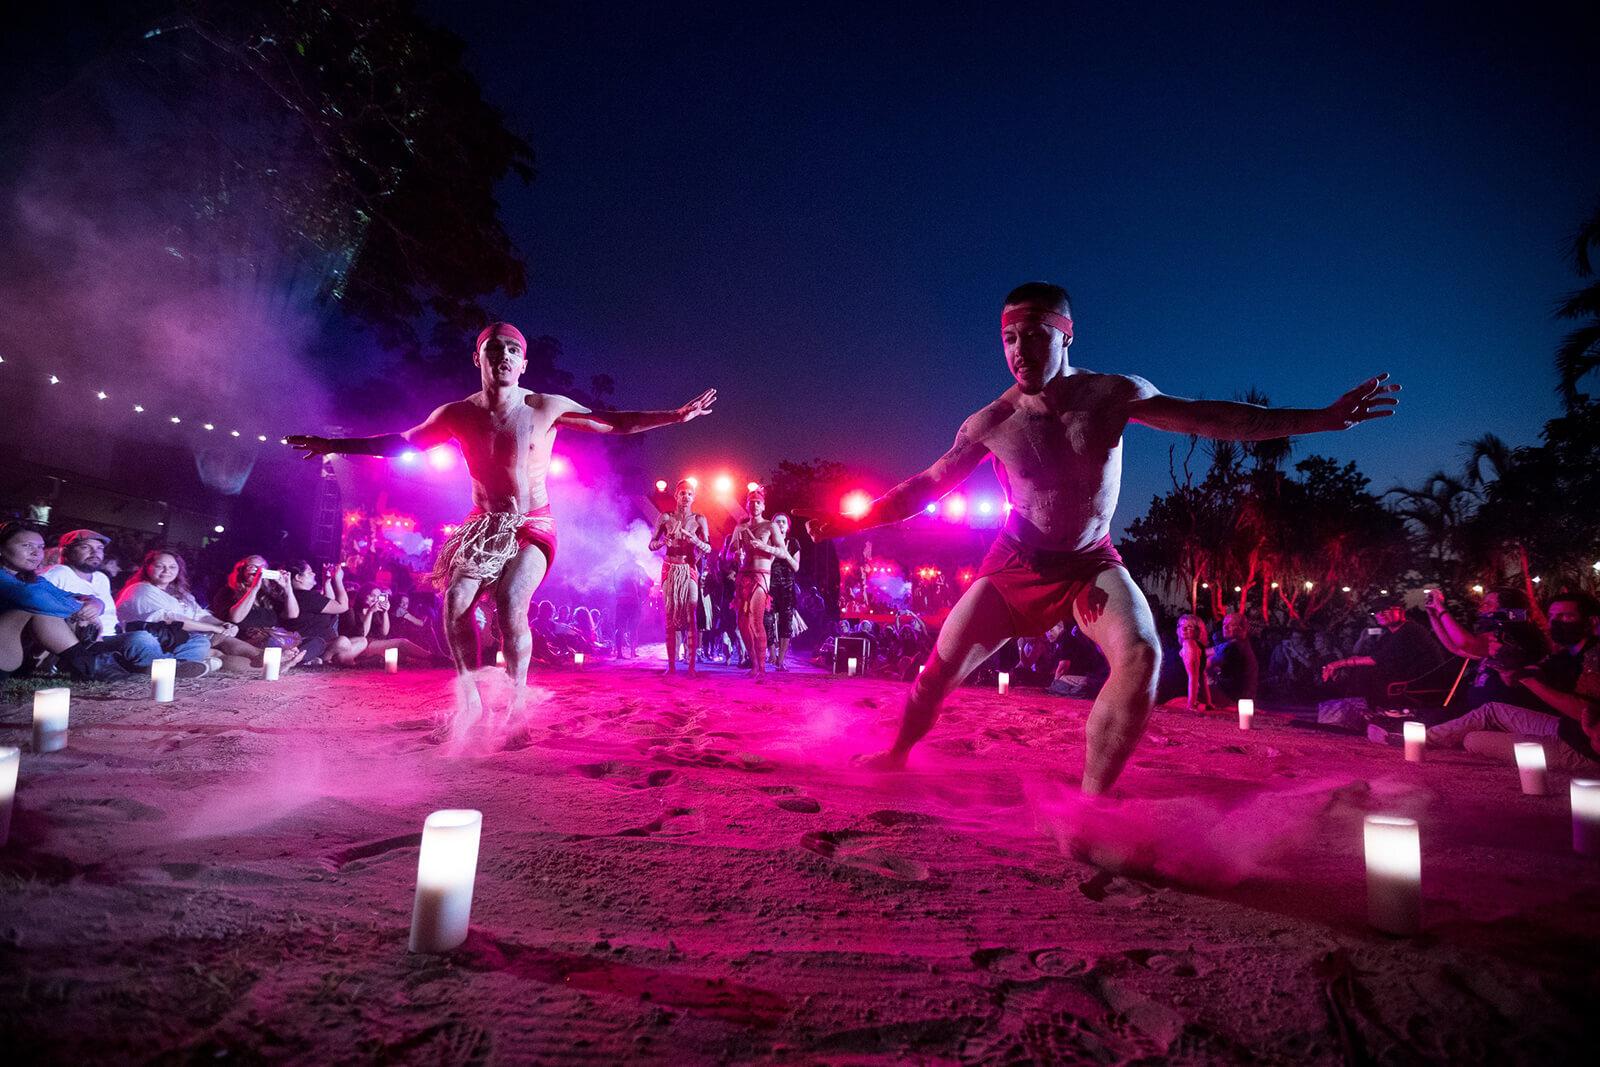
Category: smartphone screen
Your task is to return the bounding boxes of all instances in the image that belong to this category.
[261,569,281,581]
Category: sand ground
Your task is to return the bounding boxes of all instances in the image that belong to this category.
[2,651,1596,1064]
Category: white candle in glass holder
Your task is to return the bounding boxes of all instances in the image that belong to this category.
[384,647,399,673]
[1237,698,1254,730]
[495,651,506,667]
[151,657,177,702]
[1514,742,1548,795]
[997,672,1010,695]
[574,652,585,667]
[1364,814,1421,935]
[0,746,19,847]
[1571,779,1600,856]
[847,657,858,677]
[32,687,70,753]
[262,646,282,681]
[409,809,483,953]
[1403,721,1425,763]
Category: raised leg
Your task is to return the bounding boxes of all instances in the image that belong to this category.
[1072,567,1161,795]
[494,546,550,688]
[866,577,1016,768]
[443,574,486,676]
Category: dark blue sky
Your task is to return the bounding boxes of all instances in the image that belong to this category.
[426,0,1597,532]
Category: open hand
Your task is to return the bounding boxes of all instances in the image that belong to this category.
[1324,373,1400,430]
[676,389,717,423]
[286,434,336,460]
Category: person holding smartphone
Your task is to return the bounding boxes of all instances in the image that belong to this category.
[210,555,306,672]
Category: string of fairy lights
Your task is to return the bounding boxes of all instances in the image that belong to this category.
[3,354,292,446]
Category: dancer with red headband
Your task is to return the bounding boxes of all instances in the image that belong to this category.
[289,323,715,688]
[808,282,1399,794]
[730,486,795,681]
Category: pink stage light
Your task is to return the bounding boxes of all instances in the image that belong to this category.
[549,455,572,478]
[427,447,456,471]
[944,495,967,520]
[746,481,760,493]
[686,476,699,489]
[841,491,871,519]
[713,474,734,495]
[923,502,937,514]
[655,479,669,492]
[976,499,995,516]
[398,450,419,465]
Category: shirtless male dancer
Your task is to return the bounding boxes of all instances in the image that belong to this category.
[649,479,712,675]
[808,282,1399,794]
[289,322,715,686]
[731,487,796,681]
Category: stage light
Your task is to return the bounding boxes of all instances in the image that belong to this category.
[133,405,144,412]
[976,499,995,516]
[944,495,967,519]
[655,480,668,492]
[841,491,871,519]
[203,423,215,431]
[1342,586,1352,593]
[170,416,181,424]
[1532,576,1542,585]
[1304,580,1314,590]
[1271,581,1280,589]
[713,474,734,495]
[428,447,456,470]
[1003,501,1013,514]
[549,455,571,478]
[398,450,419,465]
[686,476,698,489]
[257,434,268,442]
[96,391,107,400]
[747,481,760,493]
[48,375,59,385]
[1201,582,1209,589]
[924,502,937,514]
[213,525,225,534]
[1234,585,1242,593]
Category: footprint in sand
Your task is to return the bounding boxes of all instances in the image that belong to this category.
[971,947,1042,980]
[322,832,423,871]
[773,796,822,813]
[572,762,677,789]
[1077,870,1153,904]
[567,807,699,841]
[52,797,166,823]
[799,829,930,881]
[1029,948,1092,977]
[1122,948,1214,978]
[866,809,942,828]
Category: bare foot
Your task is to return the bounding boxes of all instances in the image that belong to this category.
[854,749,908,771]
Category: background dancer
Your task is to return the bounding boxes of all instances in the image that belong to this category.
[808,282,1399,793]
[767,513,801,671]
[289,322,715,689]
[730,487,792,681]
[649,479,711,675]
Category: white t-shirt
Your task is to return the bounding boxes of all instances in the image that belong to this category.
[43,564,118,637]
[116,582,210,626]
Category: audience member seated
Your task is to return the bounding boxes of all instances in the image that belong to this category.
[116,549,257,671]
[285,561,350,665]
[45,528,208,678]
[1176,613,1212,710]
[1423,587,1545,709]
[324,584,434,667]
[1320,596,1442,707]
[393,590,447,658]
[0,522,105,679]
[211,556,306,672]
[1206,612,1259,707]
[1265,626,1318,695]
[1424,592,1600,772]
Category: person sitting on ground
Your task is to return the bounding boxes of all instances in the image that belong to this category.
[393,590,447,658]
[0,521,105,680]
[1206,612,1258,707]
[1176,613,1212,711]
[1422,592,1600,772]
[1422,587,1547,710]
[116,549,258,671]
[320,582,434,667]
[211,555,306,672]
[45,528,207,678]
[285,560,350,665]
[1265,626,1317,694]
[1321,596,1444,707]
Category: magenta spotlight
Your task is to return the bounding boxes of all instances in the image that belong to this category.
[944,495,967,519]
[427,447,456,471]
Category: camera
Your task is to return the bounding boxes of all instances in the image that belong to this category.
[1473,608,1529,634]
[261,568,281,581]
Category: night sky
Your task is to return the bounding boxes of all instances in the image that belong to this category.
[425,1,1598,532]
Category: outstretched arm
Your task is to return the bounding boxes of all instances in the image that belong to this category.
[556,389,716,435]
[808,414,992,540]
[1128,374,1400,440]
[288,404,456,459]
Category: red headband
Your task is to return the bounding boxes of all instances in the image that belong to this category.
[476,322,527,352]
[1001,306,1073,340]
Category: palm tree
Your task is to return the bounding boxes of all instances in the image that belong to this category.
[1462,433,1515,490]
[1556,200,1600,410]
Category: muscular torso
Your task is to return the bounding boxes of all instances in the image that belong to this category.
[656,511,708,560]
[970,369,1139,552]
[738,519,781,575]
[441,389,564,514]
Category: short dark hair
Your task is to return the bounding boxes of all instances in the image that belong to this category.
[1548,591,1600,618]
[1003,282,1073,318]
[0,521,44,549]
[1490,587,1531,611]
